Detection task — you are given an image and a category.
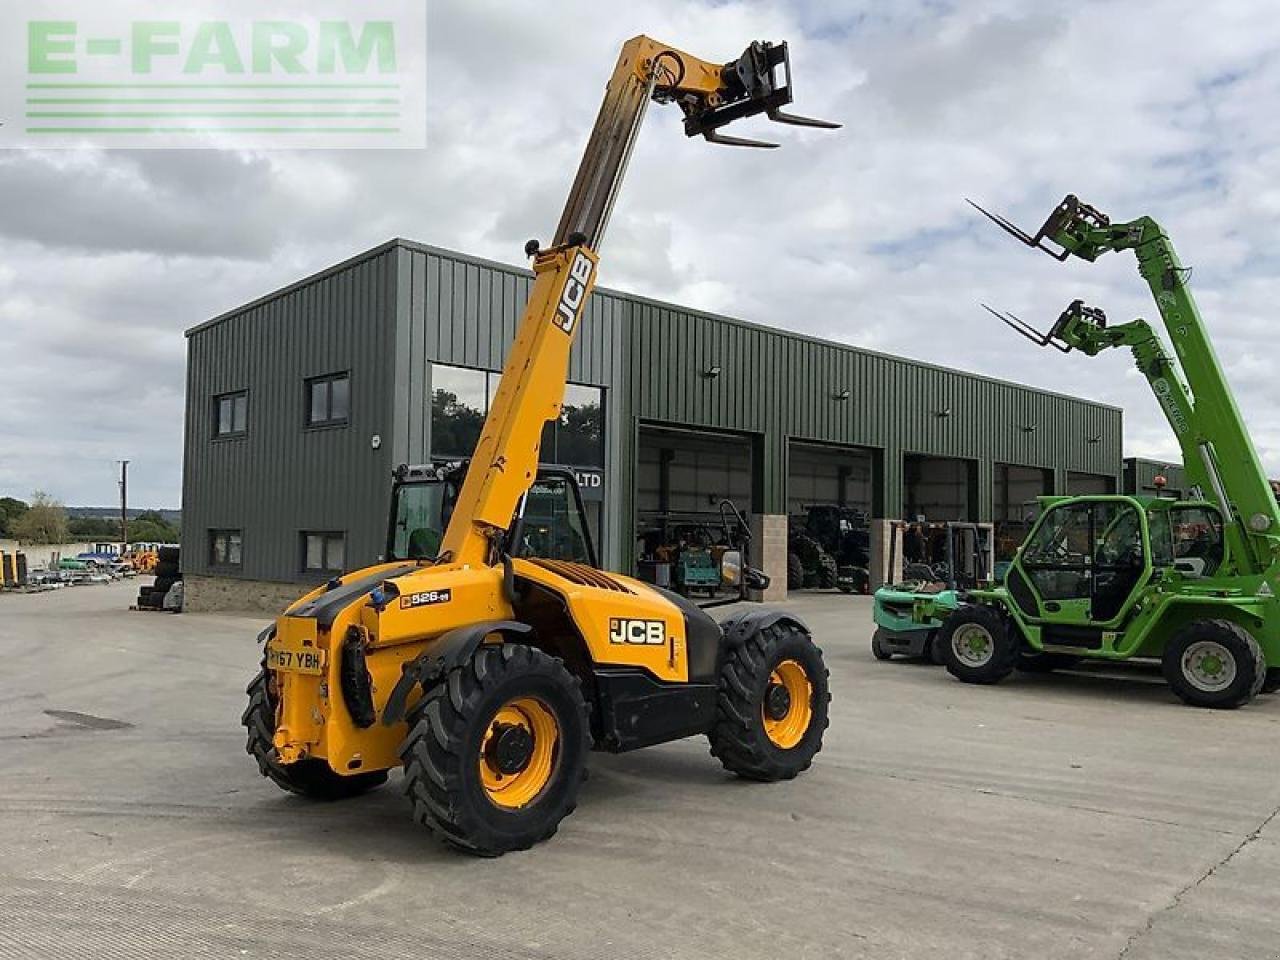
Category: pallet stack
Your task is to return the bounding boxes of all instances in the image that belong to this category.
[136,546,181,611]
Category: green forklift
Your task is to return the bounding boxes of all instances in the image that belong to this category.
[871,521,994,662]
[935,194,1280,707]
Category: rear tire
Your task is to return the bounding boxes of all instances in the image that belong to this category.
[927,631,948,666]
[242,669,387,799]
[1162,619,1265,709]
[871,630,893,661]
[787,552,804,590]
[708,621,829,781]
[1262,668,1280,694]
[941,605,1018,684]
[399,644,589,856]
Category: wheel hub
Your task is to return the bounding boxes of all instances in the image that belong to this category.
[764,682,792,721]
[953,624,994,667]
[486,722,534,776]
[761,660,813,750]
[1183,640,1236,693]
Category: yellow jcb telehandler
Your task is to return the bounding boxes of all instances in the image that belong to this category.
[244,34,838,855]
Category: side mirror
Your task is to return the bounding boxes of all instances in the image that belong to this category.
[720,550,742,587]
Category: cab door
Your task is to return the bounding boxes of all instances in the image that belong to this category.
[1011,499,1150,636]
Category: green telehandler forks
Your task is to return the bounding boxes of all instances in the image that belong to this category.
[935,194,1280,708]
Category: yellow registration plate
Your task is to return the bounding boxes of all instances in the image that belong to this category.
[266,639,326,675]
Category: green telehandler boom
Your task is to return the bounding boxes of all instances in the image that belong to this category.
[936,194,1280,707]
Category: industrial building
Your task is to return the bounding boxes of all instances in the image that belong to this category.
[181,240,1124,610]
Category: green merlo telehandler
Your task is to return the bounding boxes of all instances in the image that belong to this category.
[934,194,1280,708]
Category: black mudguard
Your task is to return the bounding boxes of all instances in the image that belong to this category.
[380,620,532,726]
[718,608,810,650]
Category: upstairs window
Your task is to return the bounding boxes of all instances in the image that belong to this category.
[307,373,350,427]
[214,391,248,438]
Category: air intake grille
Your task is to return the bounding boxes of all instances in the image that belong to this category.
[527,558,634,594]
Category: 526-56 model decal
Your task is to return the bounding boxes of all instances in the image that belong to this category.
[400,589,452,610]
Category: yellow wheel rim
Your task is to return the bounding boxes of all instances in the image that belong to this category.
[479,696,560,810]
[762,659,813,750]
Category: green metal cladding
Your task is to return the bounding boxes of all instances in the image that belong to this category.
[184,239,1124,583]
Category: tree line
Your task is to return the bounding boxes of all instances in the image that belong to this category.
[0,493,180,545]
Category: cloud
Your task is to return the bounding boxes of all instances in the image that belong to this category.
[4,0,1280,508]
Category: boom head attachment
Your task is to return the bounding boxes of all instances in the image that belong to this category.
[968,194,1115,262]
[674,41,840,149]
[982,299,1108,354]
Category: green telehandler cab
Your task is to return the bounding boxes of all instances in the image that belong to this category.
[937,195,1280,708]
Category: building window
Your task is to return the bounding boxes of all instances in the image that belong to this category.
[302,531,345,573]
[430,364,488,458]
[214,392,248,438]
[307,373,350,427]
[209,529,243,567]
[429,363,604,467]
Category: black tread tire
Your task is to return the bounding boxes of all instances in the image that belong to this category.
[399,643,589,856]
[1161,619,1265,709]
[157,546,180,563]
[941,604,1018,685]
[708,622,830,781]
[815,551,838,590]
[1262,668,1280,695]
[153,561,180,579]
[927,631,948,666]
[871,629,893,661]
[242,669,388,799]
[1017,652,1080,673]
[787,552,804,590]
[152,576,177,594]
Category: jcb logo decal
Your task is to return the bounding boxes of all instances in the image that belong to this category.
[552,252,595,335]
[400,588,452,609]
[609,618,666,645]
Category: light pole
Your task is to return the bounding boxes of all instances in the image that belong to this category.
[117,460,129,553]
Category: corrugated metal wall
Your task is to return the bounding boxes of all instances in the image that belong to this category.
[618,296,1122,566]
[1124,457,1187,496]
[185,239,1124,583]
[182,248,398,582]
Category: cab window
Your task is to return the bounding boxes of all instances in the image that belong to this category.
[519,476,594,565]
[1169,507,1224,577]
[390,482,448,560]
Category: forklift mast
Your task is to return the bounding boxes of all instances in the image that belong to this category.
[975,195,1280,578]
[439,37,837,567]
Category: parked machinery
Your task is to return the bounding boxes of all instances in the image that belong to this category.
[787,504,871,593]
[245,34,836,855]
[933,195,1280,707]
[871,521,994,662]
[636,500,765,601]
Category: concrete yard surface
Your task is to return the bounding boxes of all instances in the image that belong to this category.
[2,581,1279,959]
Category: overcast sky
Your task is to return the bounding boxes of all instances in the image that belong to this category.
[2,0,1278,508]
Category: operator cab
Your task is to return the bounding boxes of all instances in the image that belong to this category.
[1008,495,1228,630]
[387,462,597,567]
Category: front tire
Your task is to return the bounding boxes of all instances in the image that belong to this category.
[242,669,388,799]
[708,621,829,781]
[1162,619,1265,709]
[399,643,589,856]
[941,605,1018,684]
[871,629,893,661]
